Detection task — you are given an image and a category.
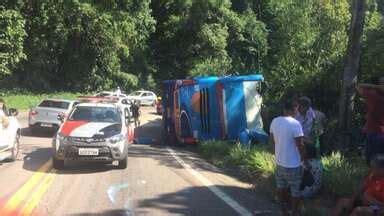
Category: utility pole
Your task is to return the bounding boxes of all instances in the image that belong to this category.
[338,0,366,147]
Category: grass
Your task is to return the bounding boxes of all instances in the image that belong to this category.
[199,140,275,180]
[199,140,369,199]
[321,152,368,197]
[0,91,84,111]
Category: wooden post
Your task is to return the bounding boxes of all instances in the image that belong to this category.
[338,0,366,147]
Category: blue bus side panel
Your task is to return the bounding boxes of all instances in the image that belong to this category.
[193,81,221,141]
[224,82,247,140]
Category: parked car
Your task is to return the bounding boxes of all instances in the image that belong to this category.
[127,91,157,106]
[52,97,133,169]
[92,93,133,121]
[29,99,78,134]
[0,108,21,161]
[94,90,128,98]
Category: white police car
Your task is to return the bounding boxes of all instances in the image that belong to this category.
[52,97,134,169]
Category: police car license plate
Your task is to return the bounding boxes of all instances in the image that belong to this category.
[78,148,99,156]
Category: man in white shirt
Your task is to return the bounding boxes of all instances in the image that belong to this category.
[270,100,307,216]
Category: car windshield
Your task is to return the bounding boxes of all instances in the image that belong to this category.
[129,91,142,96]
[68,106,121,123]
[38,100,70,109]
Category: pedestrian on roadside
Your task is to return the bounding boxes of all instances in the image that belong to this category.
[0,98,9,128]
[269,100,308,216]
[116,86,121,96]
[295,96,326,157]
[130,100,141,127]
[356,76,384,165]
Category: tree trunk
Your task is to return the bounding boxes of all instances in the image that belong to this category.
[338,0,366,147]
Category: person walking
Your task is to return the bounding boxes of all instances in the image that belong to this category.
[130,100,141,127]
[356,76,384,165]
[270,100,307,216]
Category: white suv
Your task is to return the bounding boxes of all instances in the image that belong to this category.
[52,101,134,169]
[127,91,157,106]
[94,91,128,98]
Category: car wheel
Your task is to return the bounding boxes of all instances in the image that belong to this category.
[117,157,127,169]
[9,133,20,161]
[53,157,65,169]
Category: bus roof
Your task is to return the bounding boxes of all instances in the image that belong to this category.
[162,74,264,86]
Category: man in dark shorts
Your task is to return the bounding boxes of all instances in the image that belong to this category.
[357,76,384,165]
[130,100,140,127]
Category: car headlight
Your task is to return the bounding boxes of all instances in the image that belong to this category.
[108,134,126,144]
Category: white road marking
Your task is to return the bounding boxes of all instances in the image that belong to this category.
[107,183,135,216]
[167,147,252,216]
[124,200,135,216]
[107,183,129,204]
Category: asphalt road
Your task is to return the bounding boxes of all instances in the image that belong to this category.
[0,107,278,216]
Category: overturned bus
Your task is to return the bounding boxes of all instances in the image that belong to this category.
[162,75,266,145]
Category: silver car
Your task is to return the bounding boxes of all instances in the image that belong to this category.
[29,99,78,133]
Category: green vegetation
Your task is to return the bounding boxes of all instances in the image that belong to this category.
[322,152,368,197]
[0,1,382,98]
[199,140,275,181]
[0,92,82,111]
[199,140,369,198]
[1,1,382,148]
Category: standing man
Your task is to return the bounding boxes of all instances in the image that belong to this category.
[270,100,307,216]
[296,96,326,156]
[357,76,384,165]
[130,100,141,127]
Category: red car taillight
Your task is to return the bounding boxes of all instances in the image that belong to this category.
[30,110,38,116]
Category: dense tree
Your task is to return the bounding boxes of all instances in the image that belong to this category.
[150,0,267,80]
[0,7,26,77]
[0,1,383,140]
[0,0,155,91]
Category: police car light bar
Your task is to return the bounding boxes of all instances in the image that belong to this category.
[78,96,119,103]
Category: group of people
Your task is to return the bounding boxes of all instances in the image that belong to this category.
[269,76,384,216]
[269,97,324,215]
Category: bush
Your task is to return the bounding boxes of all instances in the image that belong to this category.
[199,141,275,178]
[321,152,368,197]
[227,146,248,166]
[199,140,233,166]
[245,145,276,178]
